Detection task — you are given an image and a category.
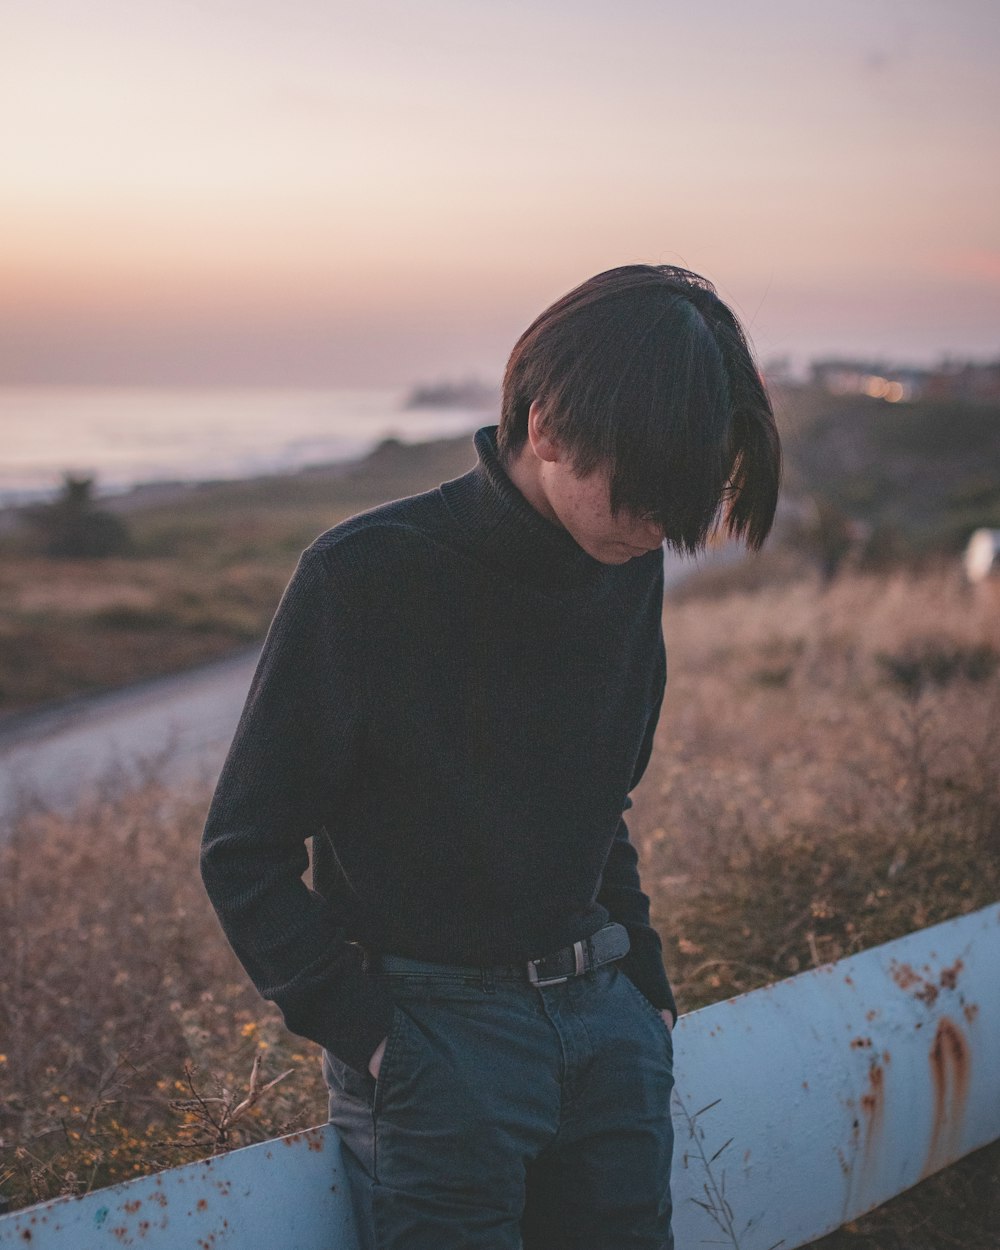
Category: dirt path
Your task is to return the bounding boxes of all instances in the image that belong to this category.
[0,647,259,823]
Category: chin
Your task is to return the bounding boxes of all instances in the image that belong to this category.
[595,548,637,565]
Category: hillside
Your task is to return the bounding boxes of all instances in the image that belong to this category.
[776,385,1000,554]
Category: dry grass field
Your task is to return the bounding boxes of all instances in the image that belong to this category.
[644,562,1000,1248]
[2,562,998,1245]
[0,434,478,716]
[643,564,1000,1008]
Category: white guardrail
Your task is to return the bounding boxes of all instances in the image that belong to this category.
[3,901,998,1249]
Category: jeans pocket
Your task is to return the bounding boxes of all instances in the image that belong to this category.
[617,968,674,1062]
[372,1003,407,1116]
[322,1046,375,1106]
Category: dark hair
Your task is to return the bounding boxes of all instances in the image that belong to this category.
[498,264,781,554]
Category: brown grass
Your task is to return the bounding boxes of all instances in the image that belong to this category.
[641,565,1000,1004]
[1,564,999,1243]
[0,557,287,711]
[0,775,327,1209]
[0,435,478,717]
[636,563,1000,1248]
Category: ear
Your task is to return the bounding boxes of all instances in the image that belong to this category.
[527,399,565,464]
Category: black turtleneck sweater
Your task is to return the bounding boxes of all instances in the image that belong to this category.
[201,426,677,1076]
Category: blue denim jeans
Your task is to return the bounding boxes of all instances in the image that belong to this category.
[323,954,675,1250]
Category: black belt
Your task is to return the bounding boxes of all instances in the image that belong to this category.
[376,922,631,988]
[525,921,631,986]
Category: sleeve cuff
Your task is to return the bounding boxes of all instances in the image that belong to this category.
[618,925,678,1025]
[279,967,398,1078]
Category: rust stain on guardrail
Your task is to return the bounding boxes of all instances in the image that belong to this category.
[923,1015,970,1179]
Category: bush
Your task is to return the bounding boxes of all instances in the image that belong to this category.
[21,475,131,559]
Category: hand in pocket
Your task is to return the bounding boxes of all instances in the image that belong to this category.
[368,1034,388,1079]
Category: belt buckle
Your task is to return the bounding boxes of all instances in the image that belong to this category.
[527,939,587,987]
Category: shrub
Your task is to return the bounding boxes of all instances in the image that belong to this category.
[21,475,131,559]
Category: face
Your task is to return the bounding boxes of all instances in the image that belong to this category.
[505,400,665,564]
[537,456,665,564]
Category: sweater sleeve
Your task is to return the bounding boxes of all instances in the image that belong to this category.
[200,547,396,1076]
[595,637,678,1024]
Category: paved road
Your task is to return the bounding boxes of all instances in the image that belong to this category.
[0,647,260,824]
[0,548,728,826]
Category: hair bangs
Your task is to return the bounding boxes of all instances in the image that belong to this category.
[605,302,735,555]
[498,263,781,555]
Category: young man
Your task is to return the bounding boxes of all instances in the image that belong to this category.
[201,264,780,1250]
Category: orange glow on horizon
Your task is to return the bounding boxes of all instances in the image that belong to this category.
[3,1,998,383]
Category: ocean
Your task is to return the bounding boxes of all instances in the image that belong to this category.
[0,387,493,506]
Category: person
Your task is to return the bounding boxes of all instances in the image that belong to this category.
[200,263,781,1250]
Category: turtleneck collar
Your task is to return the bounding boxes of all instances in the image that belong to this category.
[439,426,611,589]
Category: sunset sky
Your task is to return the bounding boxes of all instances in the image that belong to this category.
[3,0,999,385]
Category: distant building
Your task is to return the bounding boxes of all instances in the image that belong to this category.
[809,359,911,402]
[810,355,1000,403]
[921,358,1000,404]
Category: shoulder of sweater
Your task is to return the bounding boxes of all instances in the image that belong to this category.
[301,487,458,578]
[295,490,669,603]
